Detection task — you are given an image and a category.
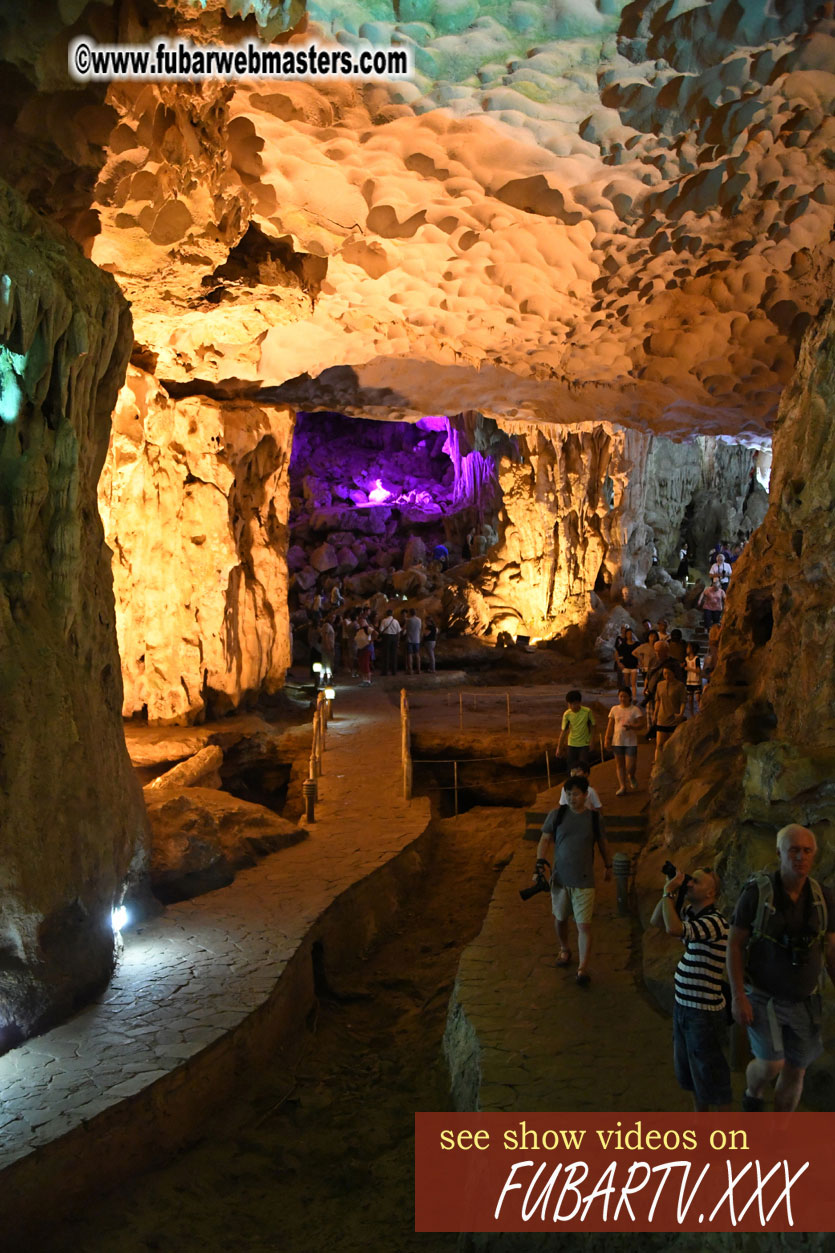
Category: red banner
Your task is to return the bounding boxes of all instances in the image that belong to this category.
[415,1113,834,1233]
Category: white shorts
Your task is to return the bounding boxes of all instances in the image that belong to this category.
[551,885,596,924]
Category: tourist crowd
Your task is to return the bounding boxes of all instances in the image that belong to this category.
[299,592,438,685]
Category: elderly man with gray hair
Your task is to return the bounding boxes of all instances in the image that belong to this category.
[727,825,835,1111]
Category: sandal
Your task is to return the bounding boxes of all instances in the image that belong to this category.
[556,949,572,967]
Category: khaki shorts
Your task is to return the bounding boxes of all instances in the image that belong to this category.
[551,884,596,924]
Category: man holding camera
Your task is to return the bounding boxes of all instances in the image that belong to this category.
[535,776,611,987]
[652,865,732,1111]
[727,824,835,1112]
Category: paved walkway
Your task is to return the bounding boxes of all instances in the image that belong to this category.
[445,746,745,1113]
[0,685,430,1187]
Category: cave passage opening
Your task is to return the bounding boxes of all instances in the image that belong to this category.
[287,410,503,612]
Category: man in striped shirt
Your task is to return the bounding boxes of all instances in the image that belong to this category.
[654,867,733,1111]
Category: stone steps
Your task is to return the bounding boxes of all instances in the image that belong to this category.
[524,808,649,842]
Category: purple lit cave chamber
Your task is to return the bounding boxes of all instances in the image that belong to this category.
[287,412,507,592]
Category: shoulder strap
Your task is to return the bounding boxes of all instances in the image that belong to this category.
[751,872,828,943]
[551,804,569,846]
[749,871,775,941]
[809,877,828,942]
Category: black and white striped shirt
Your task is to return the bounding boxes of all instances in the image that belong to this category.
[674,905,728,1011]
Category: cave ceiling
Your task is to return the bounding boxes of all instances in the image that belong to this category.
[1,0,834,437]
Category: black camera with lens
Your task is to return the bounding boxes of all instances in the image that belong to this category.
[520,859,551,902]
[519,870,550,901]
[661,861,690,913]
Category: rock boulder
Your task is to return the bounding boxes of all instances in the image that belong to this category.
[146,787,307,903]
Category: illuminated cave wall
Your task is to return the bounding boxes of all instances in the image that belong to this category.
[3,0,834,431]
[0,0,830,703]
[0,0,832,1044]
[287,406,762,642]
[287,410,502,585]
[640,304,835,1094]
[0,181,148,1047]
[99,367,295,725]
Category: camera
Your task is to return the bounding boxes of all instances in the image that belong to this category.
[661,861,690,913]
[520,861,551,902]
[661,860,691,886]
[520,870,550,901]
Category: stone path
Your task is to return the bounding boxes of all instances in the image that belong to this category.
[445,743,745,1113]
[0,685,430,1187]
[1,677,748,1236]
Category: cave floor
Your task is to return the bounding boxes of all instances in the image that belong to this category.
[448,747,747,1114]
[2,673,750,1250]
[0,683,431,1241]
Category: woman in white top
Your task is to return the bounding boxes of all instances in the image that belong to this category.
[604,688,646,795]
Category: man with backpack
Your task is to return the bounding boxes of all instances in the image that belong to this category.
[535,776,612,987]
[727,825,835,1111]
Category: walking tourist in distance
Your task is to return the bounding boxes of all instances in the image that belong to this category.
[684,641,702,715]
[557,690,595,770]
[615,627,639,698]
[698,577,725,630]
[652,660,687,763]
[603,688,645,794]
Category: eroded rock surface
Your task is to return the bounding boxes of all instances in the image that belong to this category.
[99,366,295,723]
[1,2,833,432]
[0,180,147,1047]
[647,302,835,892]
[146,785,307,903]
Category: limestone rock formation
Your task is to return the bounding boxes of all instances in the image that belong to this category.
[484,423,759,637]
[146,786,307,903]
[3,1,834,432]
[3,0,830,718]
[646,301,835,893]
[98,366,295,724]
[144,745,224,792]
[0,180,148,1049]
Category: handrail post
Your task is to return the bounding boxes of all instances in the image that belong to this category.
[401,687,412,801]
